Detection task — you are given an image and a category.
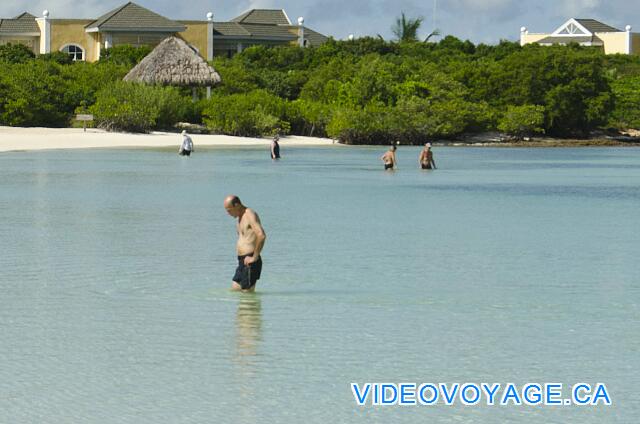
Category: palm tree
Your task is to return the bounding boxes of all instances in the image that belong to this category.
[424,29,441,42]
[392,12,423,42]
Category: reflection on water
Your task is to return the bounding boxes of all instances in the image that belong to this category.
[234,294,263,366]
[233,294,263,422]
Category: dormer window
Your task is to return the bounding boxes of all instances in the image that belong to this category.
[559,23,586,35]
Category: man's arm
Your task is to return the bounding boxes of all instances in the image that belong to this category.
[244,210,266,264]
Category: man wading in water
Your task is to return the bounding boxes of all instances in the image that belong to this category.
[381,144,398,170]
[224,195,266,292]
[271,134,281,159]
[178,130,194,156]
[419,143,437,170]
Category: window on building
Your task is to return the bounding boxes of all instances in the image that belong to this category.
[61,44,84,61]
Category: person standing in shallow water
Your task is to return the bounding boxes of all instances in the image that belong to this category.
[179,130,194,156]
[271,134,281,159]
[381,144,398,170]
[224,195,266,292]
[419,143,437,169]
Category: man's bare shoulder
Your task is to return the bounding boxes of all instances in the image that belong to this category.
[244,208,261,222]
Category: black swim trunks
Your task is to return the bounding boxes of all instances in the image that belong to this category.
[271,143,280,159]
[421,163,432,169]
[384,163,394,170]
[233,254,262,290]
[179,150,191,156]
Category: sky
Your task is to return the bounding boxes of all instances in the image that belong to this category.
[2,0,640,44]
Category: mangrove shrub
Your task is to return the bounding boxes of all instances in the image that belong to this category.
[90,82,191,132]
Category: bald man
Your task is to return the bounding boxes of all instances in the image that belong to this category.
[224,195,267,292]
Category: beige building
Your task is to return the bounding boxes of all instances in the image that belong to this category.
[520,18,640,55]
[0,2,328,62]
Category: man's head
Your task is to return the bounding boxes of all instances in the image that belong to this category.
[425,142,432,149]
[390,145,397,152]
[224,195,244,217]
[273,134,280,142]
[181,130,187,136]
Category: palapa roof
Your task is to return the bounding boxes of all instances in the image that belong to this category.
[0,12,39,34]
[123,36,221,87]
[86,2,185,32]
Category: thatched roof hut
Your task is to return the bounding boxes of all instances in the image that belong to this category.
[123,36,221,87]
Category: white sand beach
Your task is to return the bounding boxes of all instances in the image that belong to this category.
[0,126,335,152]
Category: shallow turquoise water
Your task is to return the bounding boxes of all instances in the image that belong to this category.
[0,146,638,423]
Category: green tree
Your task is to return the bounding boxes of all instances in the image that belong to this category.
[498,105,546,137]
[37,51,73,65]
[211,57,261,95]
[0,61,74,126]
[340,54,403,107]
[299,56,355,103]
[59,61,129,107]
[286,99,332,136]
[202,90,288,137]
[392,13,423,42]
[424,29,441,42]
[609,75,640,129]
[0,43,35,63]
[437,35,476,54]
[100,45,152,67]
[90,82,190,132]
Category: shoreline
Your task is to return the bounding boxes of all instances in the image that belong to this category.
[0,127,336,153]
[1,127,639,152]
[446,138,640,147]
[442,131,640,148]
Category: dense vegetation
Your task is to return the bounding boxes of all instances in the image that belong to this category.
[1,37,639,143]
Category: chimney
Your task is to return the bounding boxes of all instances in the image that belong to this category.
[35,10,51,54]
[520,26,527,46]
[207,12,214,61]
[298,17,305,47]
[206,12,214,99]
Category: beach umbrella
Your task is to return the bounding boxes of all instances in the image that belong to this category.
[123,36,221,99]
